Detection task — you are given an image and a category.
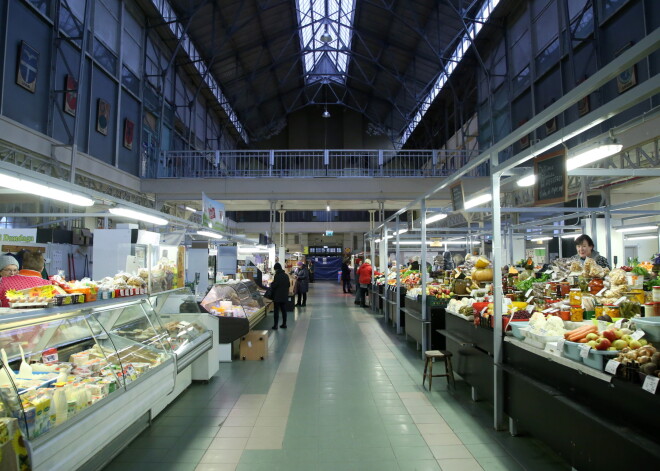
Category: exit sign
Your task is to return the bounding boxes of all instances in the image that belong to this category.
[325,230,334,236]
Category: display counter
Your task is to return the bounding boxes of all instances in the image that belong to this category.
[404,297,445,350]
[201,280,268,343]
[0,297,176,471]
[148,288,216,378]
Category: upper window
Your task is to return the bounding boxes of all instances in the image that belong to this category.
[295,0,356,85]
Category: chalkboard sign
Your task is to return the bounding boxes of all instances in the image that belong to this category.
[534,151,567,205]
[450,182,464,212]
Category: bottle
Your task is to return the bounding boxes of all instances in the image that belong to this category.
[53,385,67,426]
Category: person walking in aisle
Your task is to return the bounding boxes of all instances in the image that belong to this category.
[356,258,373,308]
[341,258,352,293]
[295,261,309,306]
[270,263,290,329]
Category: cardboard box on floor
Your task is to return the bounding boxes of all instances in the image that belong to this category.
[239,330,269,360]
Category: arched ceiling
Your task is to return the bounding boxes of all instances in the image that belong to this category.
[159,0,487,144]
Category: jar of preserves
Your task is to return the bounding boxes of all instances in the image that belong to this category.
[559,282,571,297]
[569,288,582,306]
[644,303,655,317]
[570,306,584,322]
[653,286,660,302]
[594,305,604,318]
[603,305,620,318]
[588,278,604,295]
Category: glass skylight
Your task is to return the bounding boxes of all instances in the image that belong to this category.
[296,0,357,84]
[399,0,501,147]
[150,0,248,143]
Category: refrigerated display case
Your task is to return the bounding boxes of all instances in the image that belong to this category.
[148,288,217,378]
[201,280,268,343]
[0,297,176,471]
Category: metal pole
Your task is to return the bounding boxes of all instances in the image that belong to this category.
[395,216,402,334]
[420,199,428,357]
[492,155,506,430]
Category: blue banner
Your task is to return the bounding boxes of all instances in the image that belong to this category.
[309,256,342,281]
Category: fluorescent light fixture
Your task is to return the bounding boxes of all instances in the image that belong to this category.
[109,207,168,225]
[517,174,536,187]
[392,240,478,246]
[185,206,197,212]
[0,172,94,206]
[615,225,658,233]
[197,230,223,239]
[394,228,408,236]
[464,194,493,209]
[626,235,658,241]
[426,213,448,224]
[561,233,581,239]
[566,138,623,171]
[530,237,552,242]
[374,238,381,243]
[326,205,330,211]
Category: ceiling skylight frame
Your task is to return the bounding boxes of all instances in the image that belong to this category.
[296,0,357,85]
[399,0,501,147]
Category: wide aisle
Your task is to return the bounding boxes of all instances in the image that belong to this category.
[104,282,568,471]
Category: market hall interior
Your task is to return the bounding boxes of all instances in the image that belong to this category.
[104,282,569,471]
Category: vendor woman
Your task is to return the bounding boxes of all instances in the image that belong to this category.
[0,255,19,279]
[0,251,52,307]
[570,234,611,269]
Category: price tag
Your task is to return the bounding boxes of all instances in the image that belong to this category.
[545,270,554,275]
[597,321,609,331]
[579,344,591,358]
[613,296,627,306]
[556,338,566,351]
[526,296,534,304]
[545,284,550,290]
[481,306,489,315]
[597,288,607,297]
[125,365,137,379]
[542,308,553,313]
[642,375,659,394]
[605,359,620,375]
[525,289,533,298]
[42,348,58,365]
[631,330,645,341]
[614,318,624,328]
[526,304,535,313]
[539,328,548,335]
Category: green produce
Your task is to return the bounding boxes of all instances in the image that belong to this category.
[514,273,550,292]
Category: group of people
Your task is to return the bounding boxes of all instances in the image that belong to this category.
[0,251,51,307]
[340,257,373,308]
[268,260,310,330]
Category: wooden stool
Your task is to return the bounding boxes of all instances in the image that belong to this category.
[422,350,455,390]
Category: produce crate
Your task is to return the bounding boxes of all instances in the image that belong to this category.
[562,341,582,361]
[582,349,618,371]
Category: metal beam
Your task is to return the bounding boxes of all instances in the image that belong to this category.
[568,168,660,177]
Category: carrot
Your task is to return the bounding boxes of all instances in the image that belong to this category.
[564,325,592,340]
[567,325,597,342]
[578,338,589,343]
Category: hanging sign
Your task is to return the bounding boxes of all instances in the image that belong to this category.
[450,182,464,212]
[0,228,37,244]
[202,192,226,232]
[534,150,567,205]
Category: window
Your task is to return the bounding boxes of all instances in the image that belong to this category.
[598,0,630,23]
[121,66,139,95]
[94,0,120,53]
[123,9,143,75]
[535,37,560,76]
[93,39,117,75]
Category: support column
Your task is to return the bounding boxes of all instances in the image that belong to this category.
[378,201,385,224]
[420,199,428,357]
[369,210,376,231]
[491,153,506,431]
[269,201,276,244]
[395,216,402,334]
[278,209,286,263]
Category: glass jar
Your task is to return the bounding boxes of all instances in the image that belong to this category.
[603,305,620,318]
[569,288,582,306]
[588,278,604,295]
[594,305,603,317]
[644,303,655,317]
[653,286,660,302]
[570,306,584,322]
[559,282,571,297]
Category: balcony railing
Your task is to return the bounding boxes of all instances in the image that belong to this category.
[153,149,488,178]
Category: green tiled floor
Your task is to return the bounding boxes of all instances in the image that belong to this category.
[103,282,570,471]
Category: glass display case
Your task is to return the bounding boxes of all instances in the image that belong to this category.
[0,298,173,442]
[201,281,268,341]
[148,288,213,371]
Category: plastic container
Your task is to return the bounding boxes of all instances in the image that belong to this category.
[582,349,618,371]
[562,341,582,361]
[509,321,529,339]
[632,317,660,342]
[644,303,655,317]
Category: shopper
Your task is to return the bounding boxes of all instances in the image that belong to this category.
[570,234,611,269]
[341,258,352,293]
[353,258,362,304]
[356,258,373,308]
[0,255,19,279]
[0,251,52,307]
[295,261,309,306]
[270,263,290,329]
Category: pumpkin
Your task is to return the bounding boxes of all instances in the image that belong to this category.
[472,268,494,282]
[475,257,491,269]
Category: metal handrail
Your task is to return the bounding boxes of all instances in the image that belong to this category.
[154,148,485,178]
